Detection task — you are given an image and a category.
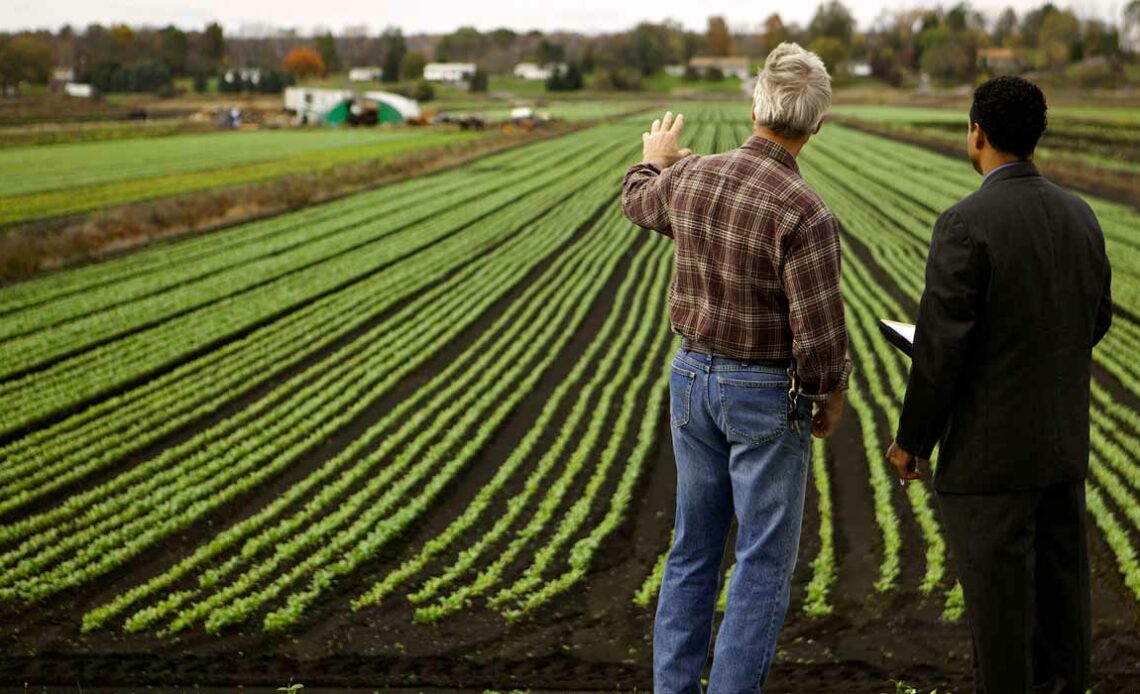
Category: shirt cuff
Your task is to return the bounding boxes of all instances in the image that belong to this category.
[799,357,854,403]
[630,161,662,173]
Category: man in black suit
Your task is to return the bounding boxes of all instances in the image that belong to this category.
[886,76,1113,693]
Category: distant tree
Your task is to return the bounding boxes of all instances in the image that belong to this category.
[0,34,53,92]
[261,70,289,93]
[202,22,225,63]
[919,26,975,82]
[994,7,1019,45]
[436,26,485,62]
[283,46,325,78]
[468,65,488,92]
[108,23,138,65]
[380,27,406,84]
[681,31,703,63]
[706,16,735,56]
[593,67,642,90]
[631,22,669,75]
[869,45,903,85]
[945,4,969,32]
[562,61,584,89]
[316,31,341,74]
[545,65,563,90]
[1081,19,1119,58]
[87,59,171,93]
[704,65,725,81]
[156,25,189,74]
[400,49,426,81]
[1039,9,1080,67]
[409,79,434,101]
[488,27,517,49]
[192,70,208,92]
[536,39,564,65]
[762,14,790,53]
[1020,3,1058,47]
[808,36,848,73]
[809,0,856,43]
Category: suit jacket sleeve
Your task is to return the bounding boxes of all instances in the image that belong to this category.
[896,209,985,459]
[1094,260,1112,347]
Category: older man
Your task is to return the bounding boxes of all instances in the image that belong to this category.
[621,43,851,693]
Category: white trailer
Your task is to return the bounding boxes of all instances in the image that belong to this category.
[284,87,352,124]
[423,62,477,82]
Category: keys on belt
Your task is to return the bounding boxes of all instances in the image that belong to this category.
[786,364,802,434]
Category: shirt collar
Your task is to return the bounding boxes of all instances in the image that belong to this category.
[980,159,1040,189]
[740,135,799,174]
[982,161,1022,182]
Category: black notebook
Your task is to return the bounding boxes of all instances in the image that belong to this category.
[878,319,916,358]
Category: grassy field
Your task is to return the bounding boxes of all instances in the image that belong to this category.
[0,102,1136,691]
[0,127,482,225]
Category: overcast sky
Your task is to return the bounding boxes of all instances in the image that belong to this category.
[1,0,1126,35]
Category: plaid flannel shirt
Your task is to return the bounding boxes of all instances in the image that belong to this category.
[621,135,853,400]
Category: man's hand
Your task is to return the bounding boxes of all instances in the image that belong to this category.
[642,111,692,169]
[887,440,924,483]
[811,390,845,439]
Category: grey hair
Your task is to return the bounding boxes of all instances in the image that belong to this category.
[752,42,832,138]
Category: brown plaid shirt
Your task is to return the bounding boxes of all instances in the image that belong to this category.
[621,134,852,399]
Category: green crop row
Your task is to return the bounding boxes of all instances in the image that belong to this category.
[0,134,624,518]
[355,221,663,614]
[0,130,479,224]
[0,123,648,604]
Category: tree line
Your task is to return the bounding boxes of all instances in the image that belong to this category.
[1,1,1138,95]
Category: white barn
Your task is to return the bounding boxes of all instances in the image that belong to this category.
[63,82,95,98]
[348,66,383,82]
[513,62,565,80]
[424,62,477,82]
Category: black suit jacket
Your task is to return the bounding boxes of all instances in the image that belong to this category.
[896,161,1112,493]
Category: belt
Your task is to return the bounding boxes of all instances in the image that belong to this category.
[680,337,792,369]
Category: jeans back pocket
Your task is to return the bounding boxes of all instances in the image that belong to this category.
[669,364,697,428]
[718,375,787,445]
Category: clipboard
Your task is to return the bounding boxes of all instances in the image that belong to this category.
[878,319,916,358]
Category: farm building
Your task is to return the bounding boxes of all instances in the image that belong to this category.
[845,60,873,77]
[348,66,383,82]
[51,67,75,84]
[688,56,750,79]
[283,87,420,125]
[360,91,421,123]
[976,47,1024,74]
[284,87,351,123]
[513,62,565,80]
[63,82,95,98]
[424,62,477,82]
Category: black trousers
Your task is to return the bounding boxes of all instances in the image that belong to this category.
[938,480,1091,694]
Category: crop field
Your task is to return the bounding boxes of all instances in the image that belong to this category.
[434,99,653,122]
[832,103,1140,181]
[0,128,483,226]
[0,103,1138,690]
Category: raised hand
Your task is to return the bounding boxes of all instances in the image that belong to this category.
[642,111,692,169]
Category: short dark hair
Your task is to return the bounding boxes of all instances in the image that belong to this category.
[968,76,1048,158]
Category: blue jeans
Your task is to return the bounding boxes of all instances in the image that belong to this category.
[654,347,813,694]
